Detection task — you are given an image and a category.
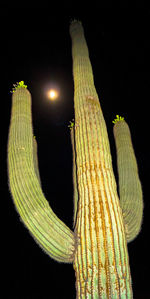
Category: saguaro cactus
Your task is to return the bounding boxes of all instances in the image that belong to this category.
[8,21,143,298]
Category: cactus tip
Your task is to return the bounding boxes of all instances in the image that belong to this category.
[69,18,82,33]
[70,18,82,25]
[10,81,27,93]
[112,115,125,124]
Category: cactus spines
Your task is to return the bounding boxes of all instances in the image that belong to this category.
[113,120,143,242]
[7,21,143,299]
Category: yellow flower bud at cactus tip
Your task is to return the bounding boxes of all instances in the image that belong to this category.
[112,114,125,124]
[10,80,27,93]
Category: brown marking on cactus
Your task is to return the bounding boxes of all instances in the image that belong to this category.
[85,95,100,113]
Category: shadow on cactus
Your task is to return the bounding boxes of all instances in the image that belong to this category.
[8,21,143,298]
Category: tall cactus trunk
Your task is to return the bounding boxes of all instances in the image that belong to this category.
[70,21,133,298]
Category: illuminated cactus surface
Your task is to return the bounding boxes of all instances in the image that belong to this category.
[8,21,143,298]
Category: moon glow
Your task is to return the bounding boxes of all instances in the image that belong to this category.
[47,89,59,100]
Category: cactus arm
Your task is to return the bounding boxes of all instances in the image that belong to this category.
[8,87,75,263]
[70,126,79,228]
[113,119,143,243]
[70,21,133,298]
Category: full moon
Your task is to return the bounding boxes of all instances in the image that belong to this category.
[47,89,59,101]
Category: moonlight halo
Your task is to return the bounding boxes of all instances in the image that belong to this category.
[47,89,59,101]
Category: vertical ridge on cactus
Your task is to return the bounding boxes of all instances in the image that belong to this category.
[7,21,143,298]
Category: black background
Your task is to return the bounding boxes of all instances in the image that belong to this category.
[1,6,149,299]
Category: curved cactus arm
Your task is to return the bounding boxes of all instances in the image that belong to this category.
[8,86,75,263]
[70,126,79,228]
[113,118,143,243]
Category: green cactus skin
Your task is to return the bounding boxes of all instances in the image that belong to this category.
[70,21,133,298]
[8,87,75,263]
[113,120,143,243]
[7,21,143,299]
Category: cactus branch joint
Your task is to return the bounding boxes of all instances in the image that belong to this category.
[8,20,143,298]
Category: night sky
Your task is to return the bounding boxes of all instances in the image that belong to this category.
[2,7,150,299]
